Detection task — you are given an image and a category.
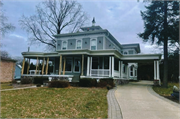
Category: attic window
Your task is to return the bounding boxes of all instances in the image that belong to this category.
[109,44,111,47]
[85,41,87,44]
[99,40,101,43]
[70,43,72,45]
[58,44,60,46]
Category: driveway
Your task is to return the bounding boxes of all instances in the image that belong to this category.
[115,80,180,119]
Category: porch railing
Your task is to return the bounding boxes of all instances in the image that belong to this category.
[114,70,120,78]
[91,69,109,77]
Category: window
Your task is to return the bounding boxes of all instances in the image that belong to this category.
[124,52,128,55]
[91,39,96,50]
[62,58,72,72]
[62,41,67,50]
[76,40,81,49]
[74,58,80,72]
[129,50,133,54]
[130,66,133,76]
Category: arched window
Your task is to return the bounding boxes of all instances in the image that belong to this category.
[130,66,133,76]
[91,39,96,50]
[62,41,67,50]
[76,40,81,49]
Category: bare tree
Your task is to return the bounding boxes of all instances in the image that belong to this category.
[19,0,88,51]
[0,50,11,58]
[0,1,15,37]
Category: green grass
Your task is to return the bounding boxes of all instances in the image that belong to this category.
[1,87,108,118]
[153,82,179,96]
[0,83,13,90]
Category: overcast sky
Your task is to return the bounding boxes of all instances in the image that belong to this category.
[0,0,162,58]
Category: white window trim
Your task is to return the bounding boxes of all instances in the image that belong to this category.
[90,38,97,50]
[73,57,81,73]
[62,41,67,50]
[76,39,82,49]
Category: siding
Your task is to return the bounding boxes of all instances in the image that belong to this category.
[97,37,103,50]
[105,38,114,49]
[68,39,76,49]
[82,38,90,49]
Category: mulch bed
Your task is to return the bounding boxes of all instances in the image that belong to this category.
[163,96,179,104]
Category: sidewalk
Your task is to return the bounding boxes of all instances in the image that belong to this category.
[107,88,123,119]
[0,86,37,91]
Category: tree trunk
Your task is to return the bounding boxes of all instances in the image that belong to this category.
[163,1,168,88]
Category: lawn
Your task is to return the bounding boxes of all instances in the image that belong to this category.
[1,87,108,118]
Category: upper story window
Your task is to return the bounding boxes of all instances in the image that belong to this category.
[76,40,82,49]
[124,52,128,55]
[62,41,67,50]
[91,39,97,50]
[129,50,133,54]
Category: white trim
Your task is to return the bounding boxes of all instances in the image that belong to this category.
[90,38,97,50]
[62,41,67,50]
[112,56,114,77]
[90,57,92,76]
[103,36,105,50]
[109,56,111,77]
[87,56,90,76]
[154,61,157,80]
[61,57,73,73]
[157,61,159,79]
[76,39,82,49]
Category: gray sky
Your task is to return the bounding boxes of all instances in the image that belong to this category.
[1,0,162,58]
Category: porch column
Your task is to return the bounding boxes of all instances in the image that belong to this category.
[21,57,25,75]
[87,56,90,76]
[59,55,62,75]
[126,65,129,79]
[81,54,84,76]
[27,58,30,74]
[35,57,39,75]
[157,61,160,79]
[112,56,114,77]
[46,57,49,75]
[63,57,66,75]
[42,57,45,75]
[119,61,121,78]
[90,57,92,76]
[109,56,111,77]
[154,61,157,80]
[121,61,123,78]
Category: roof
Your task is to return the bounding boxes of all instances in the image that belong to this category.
[121,43,141,53]
[0,56,16,62]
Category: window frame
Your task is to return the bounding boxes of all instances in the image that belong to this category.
[76,39,82,49]
[62,41,67,50]
[90,38,97,50]
[61,57,73,73]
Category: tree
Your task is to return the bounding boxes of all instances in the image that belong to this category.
[138,1,179,87]
[19,0,88,50]
[0,50,11,58]
[0,1,15,37]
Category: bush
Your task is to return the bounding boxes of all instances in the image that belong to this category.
[12,80,17,84]
[48,80,69,88]
[36,84,41,87]
[21,77,33,84]
[79,78,97,87]
[33,77,49,84]
[97,78,115,88]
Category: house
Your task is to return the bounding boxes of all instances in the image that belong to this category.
[14,64,22,80]
[21,18,162,84]
[0,57,16,82]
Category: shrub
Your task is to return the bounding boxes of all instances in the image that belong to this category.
[79,78,97,87]
[36,84,41,87]
[33,77,49,84]
[97,78,115,88]
[21,77,33,84]
[48,80,69,88]
[12,80,17,84]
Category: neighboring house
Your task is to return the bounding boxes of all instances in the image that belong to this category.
[21,18,162,84]
[0,57,16,82]
[14,64,22,80]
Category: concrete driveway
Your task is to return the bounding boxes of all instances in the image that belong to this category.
[115,80,180,119]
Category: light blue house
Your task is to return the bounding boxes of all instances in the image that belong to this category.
[14,64,22,80]
[21,18,162,84]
